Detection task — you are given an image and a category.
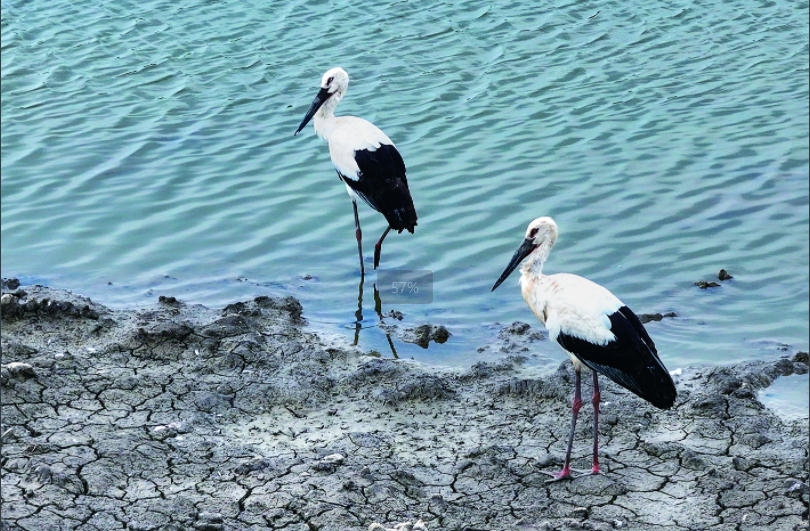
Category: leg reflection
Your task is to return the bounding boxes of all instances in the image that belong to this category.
[374,283,398,359]
[351,277,398,358]
[353,275,364,346]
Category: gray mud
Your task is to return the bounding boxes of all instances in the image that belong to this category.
[1,282,808,530]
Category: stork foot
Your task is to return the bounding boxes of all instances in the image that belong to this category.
[542,465,600,482]
[570,466,600,476]
[541,468,574,482]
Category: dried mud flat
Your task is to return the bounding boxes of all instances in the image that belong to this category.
[1,280,808,531]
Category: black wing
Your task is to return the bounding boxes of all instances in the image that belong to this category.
[344,144,417,233]
[556,305,677,409]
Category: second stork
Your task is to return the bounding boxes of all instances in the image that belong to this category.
[492,217,677,481]
[294,67,418,275]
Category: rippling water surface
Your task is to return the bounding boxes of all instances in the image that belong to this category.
[2,0,808,393]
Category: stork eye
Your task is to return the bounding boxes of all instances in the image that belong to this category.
[327,76,334,85]
[529,227,539,238]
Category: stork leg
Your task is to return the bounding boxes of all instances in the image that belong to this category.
[352,201,365,276]
[545,367,582,482]
[373,226,392,270]
[590,371,601,474]
[571,371,602,476]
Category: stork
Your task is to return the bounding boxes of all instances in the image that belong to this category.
[294,67,417,275]
[491,217,677,480]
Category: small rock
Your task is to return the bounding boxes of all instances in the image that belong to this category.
[502,321,531,335]
[0,293,22,319]
[718,269,733,280]
[195,512,224,531]
[710,372,742,394]
[255,295,304,321]
[4,362,37,379]
[695,280,721,289]
[732,456,752,471]
[322,453,344,464]
[639,311,677,324]
[1,293,19,306]
[682,449,707,469]
[79,305,100,319]
[313,453,345,472]
[792,351,809,364]
[2,278,21,290]
[774,357,795,376]
[571,507,589,518]
[742,433,771,449]
[732,387,756,400]
[384,310,404,320]
[402,324,451,348]
[785,480,809,498]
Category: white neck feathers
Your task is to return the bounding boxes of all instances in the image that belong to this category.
[520,239,553,282]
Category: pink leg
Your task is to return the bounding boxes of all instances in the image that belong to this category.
[373,226,391,270]
[352,201,365,276]
[591,371,601,474]
[546,367,582,481]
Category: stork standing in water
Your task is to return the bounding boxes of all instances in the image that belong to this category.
[294,67,417,275]
[492,217,677,480]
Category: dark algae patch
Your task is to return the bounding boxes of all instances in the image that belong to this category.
[1,280,808,530]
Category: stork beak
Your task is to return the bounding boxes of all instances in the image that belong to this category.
[491,239,537,292]
[294,87,331,136]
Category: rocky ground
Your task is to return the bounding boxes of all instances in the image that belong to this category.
[1,279,808,530]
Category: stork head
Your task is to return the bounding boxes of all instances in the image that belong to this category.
[320,67,349,95]
[491,217,558,291]
[294,67,349,135]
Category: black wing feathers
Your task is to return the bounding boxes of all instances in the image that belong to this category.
[556,306,677,409]
[346,144,417,233]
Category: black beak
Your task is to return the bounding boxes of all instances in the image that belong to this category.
[294,87,331,136]
[491,239,537,292]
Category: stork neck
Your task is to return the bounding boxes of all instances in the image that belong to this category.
[521,241,552,281]
[313,92,342,139]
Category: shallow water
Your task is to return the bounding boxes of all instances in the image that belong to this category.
[2,0,808,399]
[759,373,810,421]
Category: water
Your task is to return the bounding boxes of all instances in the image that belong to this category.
[2,0,808,402]
[759,374,810,421]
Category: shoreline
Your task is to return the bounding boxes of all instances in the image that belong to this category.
[1,280,808,530]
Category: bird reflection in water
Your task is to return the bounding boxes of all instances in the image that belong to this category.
[352,277,398,359]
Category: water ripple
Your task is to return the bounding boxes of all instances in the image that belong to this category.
[2,0,807,371]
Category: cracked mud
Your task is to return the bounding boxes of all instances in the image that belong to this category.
[1,282,808,530]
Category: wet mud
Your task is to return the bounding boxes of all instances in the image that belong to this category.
[1,281,808,530]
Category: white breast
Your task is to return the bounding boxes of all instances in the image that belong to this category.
[316,116,394,181]
[523,273,623,346]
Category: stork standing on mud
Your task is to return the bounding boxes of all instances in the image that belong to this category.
[294,67,418,275]
[492,217,677,480]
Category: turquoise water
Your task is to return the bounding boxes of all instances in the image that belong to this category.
[2,0,808,384]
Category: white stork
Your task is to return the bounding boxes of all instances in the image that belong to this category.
[491,217,677,480]
[294,67,417,275]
